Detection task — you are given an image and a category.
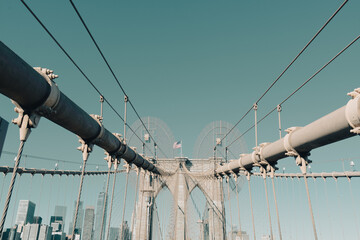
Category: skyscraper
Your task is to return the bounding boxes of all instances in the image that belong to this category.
[69,201,84,236]
[15,200,35,226]
[94,192,107,240]
[38,225,52,240]
[82,206,95,240]
[54,206,66,230]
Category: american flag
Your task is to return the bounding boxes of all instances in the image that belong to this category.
[173,141,182,149]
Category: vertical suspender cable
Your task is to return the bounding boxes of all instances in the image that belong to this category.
[100,162,112,240]
[71,145,90,239]
[271,176,282,240]
[10,173,21,227]
[124,96,128,143]
[0,140,25,235]
[137,172,145,239]
[263,176,274,240]
[348,179,360,239]
[106,160,119,240]
[277,105,282,139]
[226,179,233,240]
[235,178,243,239]
[120,167,130,238]
[303,176,318,240]
[247,175,256,240]
[254,104,258,147]
[130,170,140,239]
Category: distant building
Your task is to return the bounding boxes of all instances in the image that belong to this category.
[38,225,52,240]
[54,206,67,231]
[69,201,84,237]
[82,207,95,240]
[94,192,107,240]
[109,227,119,240]
[33,216,42,224]
[6,225,20,240]
[22,223,40,240]
[50,216,64,233]
[0,116,8,160]
[51,232,66,240]
[15,200,36,226]
[119,221,130,240]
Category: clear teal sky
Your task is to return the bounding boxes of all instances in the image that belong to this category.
[0,0,360,239]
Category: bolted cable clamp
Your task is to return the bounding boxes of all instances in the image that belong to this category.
[77,138,93,161]
[345,87,360,134]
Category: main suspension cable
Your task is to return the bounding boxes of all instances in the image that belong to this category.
[20,0,154,155]
[217,0,348,147]
[69,0,168,158]
[227,34,360,149]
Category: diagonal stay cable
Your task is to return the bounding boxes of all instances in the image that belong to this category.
[227,34,360,148]
[69,0,168,158]
[217,0,348,148]
[20,0,154,155]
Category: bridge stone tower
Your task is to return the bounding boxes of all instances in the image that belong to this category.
[132,158,226,240]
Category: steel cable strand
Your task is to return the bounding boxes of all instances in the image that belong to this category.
[129,171,140,240]
[271,177,282,240]
[217,0,349,148]
[71,157,88,239]
[99,165,112,240]
[0,140,25,235]
[106,168,120,240]
[69,0,168,158]
[20,0,155,156]
[119,170,130,239]
[227,34,360,149]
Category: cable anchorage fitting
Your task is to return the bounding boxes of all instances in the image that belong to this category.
[33,67,60,117]
[345,87,360,134]
[12,102,40,142]
[77,138,93,162]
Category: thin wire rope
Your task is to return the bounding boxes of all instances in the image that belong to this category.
[217,0,348,147]
[247,177,256,240]
[277,105,282,139]
[20,0,154,156]
[227,34,360,148]
[303,176,318,240]
[71,157,88,239]
[254,104,258,147]
[69,0,168,158]
[137,172,145,239]
[106,167,119,240]
[226,179,233,239]
[27,174,34,200]
[263,177,274,240]
[2,151,106,167]
[271,177,282,240]
[100,165,112,240]
[37,176,45,216]
[348,179,360,239]
[130,172,140,239]
[10,174,21,227]
[120,170,130,238]
[235,179,243,239]
[47,176,53,223]
[335,180,346,239]
[154,202,164,240]
[324,180,334,240]
[0,140,25,234]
